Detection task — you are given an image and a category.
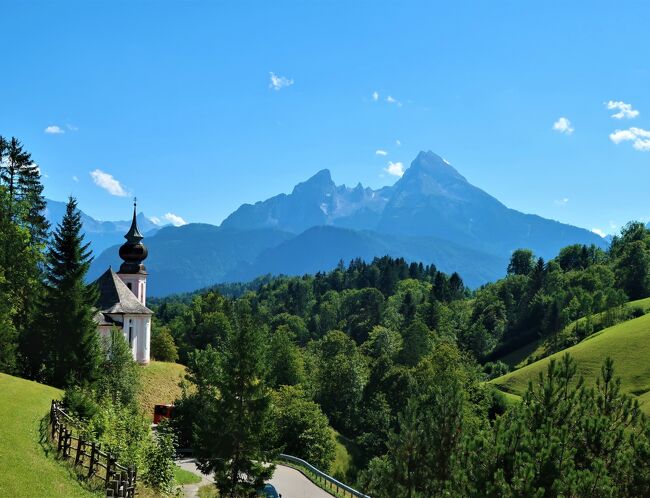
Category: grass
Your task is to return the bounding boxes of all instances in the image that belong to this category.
[198,483,219,497]
[174,465,202,485]
[138,361,186,419]
[330,430,361,483]
[496,297,650,369]
[0,373,97,498]
[491,312,650,415]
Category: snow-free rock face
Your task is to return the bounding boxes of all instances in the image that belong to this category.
[222,150,603,258]
[221,169,390,234]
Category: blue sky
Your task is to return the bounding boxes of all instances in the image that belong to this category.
[1,1,649,235]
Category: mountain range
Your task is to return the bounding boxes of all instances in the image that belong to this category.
[44,199,163,255]
[65,151,606,296]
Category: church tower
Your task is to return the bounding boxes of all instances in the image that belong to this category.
[117,200,149,305]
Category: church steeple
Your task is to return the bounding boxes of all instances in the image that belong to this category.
[118,199,148,274]
[125,200,144,243]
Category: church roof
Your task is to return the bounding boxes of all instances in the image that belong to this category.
[93,268,153,315]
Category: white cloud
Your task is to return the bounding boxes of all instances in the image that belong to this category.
[375,149,388,156]
[372,91,379,101]
[609,127,650,151]
[44,125,64,135]
[89,169,128,196]
[66,124,79,131]
[552,117,574,135]
[384,161,405,177]
[385,95,402,106]
[591,228,606,238]
[163,212,187,226]
[72,175,79,182]
[269,72,294,91]
[149,216,162,226]
[605,100,639,119]
[395,139,402,146]
[554,197,569,206]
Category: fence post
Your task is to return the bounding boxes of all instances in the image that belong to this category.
[57,424,65,453]
[106,454,115,489]
[75,437,85,467]
[63,429,72,458]
[88,442,97,478]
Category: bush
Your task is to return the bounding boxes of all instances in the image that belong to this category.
[62,385,100,421]
[151,325,179,363]
[272,385,336,471]
[142,423,177,493]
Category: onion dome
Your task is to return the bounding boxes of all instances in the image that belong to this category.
[118,200,148,274]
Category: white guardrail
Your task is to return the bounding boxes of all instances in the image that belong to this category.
[278,453,371,498]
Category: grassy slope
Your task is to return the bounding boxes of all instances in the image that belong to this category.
[138,361,186,420]
[0,373,96,498]
[497,297,650,369]
[491,313,650,415]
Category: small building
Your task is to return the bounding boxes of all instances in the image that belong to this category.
[93,203,152,364]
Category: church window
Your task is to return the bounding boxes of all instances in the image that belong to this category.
[129,320,133,347]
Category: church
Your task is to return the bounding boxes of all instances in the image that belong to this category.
[93,203,153,364]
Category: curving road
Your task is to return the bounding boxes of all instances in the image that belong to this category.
[269,464,333,498]
[176,458,333,498]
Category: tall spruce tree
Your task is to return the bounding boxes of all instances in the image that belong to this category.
[41,197,100,387]
[193,301,277,497]
[0,136,48,375]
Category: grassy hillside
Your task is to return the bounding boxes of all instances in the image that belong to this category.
[496,297,650,369]
[0,373,96,498]
[491,312,650,415]
[138,361,186,420]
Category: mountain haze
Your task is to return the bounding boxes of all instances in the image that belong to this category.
[89,151,607,296]
[45,199,162,255]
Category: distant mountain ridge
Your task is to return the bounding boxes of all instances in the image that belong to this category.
[89,151,607,296]
[44,199,163,255]
[224,151,604,259]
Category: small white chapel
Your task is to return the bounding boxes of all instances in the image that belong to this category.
[93,202,153,364]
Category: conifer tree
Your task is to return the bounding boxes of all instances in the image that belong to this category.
[0,136,48,375]
[193,302,277,497]
[41,197,100,387]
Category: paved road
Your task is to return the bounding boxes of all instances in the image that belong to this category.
[176,459,333,498]
[269,464,334,498]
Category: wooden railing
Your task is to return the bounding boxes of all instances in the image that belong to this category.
[49,400,137,498]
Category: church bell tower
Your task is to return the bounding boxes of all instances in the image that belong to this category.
[117,199,148,305]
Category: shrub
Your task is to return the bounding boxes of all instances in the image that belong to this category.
[151,325,179,363]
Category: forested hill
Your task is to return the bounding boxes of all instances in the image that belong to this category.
[90,151,605,296]
[151,221,650,495]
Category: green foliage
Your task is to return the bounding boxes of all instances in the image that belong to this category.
[271,385,336,470]
[361,341,481,497]
[0,136,48,376]
[141,423,177,493]
[151,324,179,362]
[189,303,277,497]
[267,325,304,388]
[311,331,367,434]
[96,327,141,407]
[507,248,536,276]
[464,355,650,497]
[40,197,100,387]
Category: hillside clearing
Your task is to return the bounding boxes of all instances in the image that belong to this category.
[496,297,650,369]
[138,361,186,419]
[0,373,97,498]
[491,313,650,415]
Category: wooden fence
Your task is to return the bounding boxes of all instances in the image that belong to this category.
[49,400,137,497]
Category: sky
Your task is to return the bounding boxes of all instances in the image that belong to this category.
[1,1,649,236]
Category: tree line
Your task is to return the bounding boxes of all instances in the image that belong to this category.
[153,222,650,495]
